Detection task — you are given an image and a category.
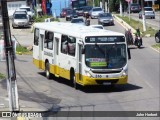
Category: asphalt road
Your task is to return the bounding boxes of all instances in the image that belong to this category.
[0,17,159,120]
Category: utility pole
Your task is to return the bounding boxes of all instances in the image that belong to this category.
[0,0,19,111]
[141,0,146,31]
[120,0,123,16]
[92,0,95,7]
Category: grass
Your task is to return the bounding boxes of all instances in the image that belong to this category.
[152,43,160,50]
[33,15,60,23]
[117,15,157,37]
[16,45,32,55]
[0,73,5,79]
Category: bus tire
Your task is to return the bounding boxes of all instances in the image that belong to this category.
[45,62,51,79]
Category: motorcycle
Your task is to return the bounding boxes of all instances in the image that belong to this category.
[85,19,90,26]
[135,36,142,48]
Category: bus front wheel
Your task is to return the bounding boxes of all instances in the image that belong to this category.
[45,62,51,79]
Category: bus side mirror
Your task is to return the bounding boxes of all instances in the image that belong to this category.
[128,48,131,59]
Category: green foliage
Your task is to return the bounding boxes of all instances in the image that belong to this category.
[117,15,157,37]
[0,73,5,79]
[33,15,60,23]
[16,45,29,54]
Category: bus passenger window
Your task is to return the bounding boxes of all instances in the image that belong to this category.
[61,35,68,54]
[34,28,39,46]
[44,31,54,50]
[68,36,76,56]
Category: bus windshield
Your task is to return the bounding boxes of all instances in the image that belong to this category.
[85,44,127,69]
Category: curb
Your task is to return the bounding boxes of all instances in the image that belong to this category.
[113,14,136,36]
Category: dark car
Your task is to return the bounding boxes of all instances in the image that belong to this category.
[75,7,83,16]
[98,12,114,26]
[128,3,141,13]
[71,18,85,25]
[60,8,72,18]
[66,10,78,21]
[82,6,93,16]
[155,30,160,43]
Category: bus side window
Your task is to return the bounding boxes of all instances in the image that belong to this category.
[61,35,68,54]
[44,31,54,50]
[48,32,53,50]
[34,28,39,46]
[68,36,76,56]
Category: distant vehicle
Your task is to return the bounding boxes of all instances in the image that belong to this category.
[71,0,87,9]
[89,7,103,19]
[76,6,93,17]
[128,3,141,13]
[139,7,155,19]
[12,11,30,28]
[66,10,78,21]
[75,7,84,16]
[155,30,160,43]
[15,9,28,15]
[98,13,114,26]
[82,6,92,16]
[90,25,104,29]
[60,8,72,18]
[71,18,85,25]
[19,6,35,19]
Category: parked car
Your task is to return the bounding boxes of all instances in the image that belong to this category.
[19,6,35,19]
[128,3,141,13]
[12,11,30,28]
[60,8,72,18]
[139,7,155,19]
[66,10,78,21]
[98,12,114,26]
[90,25,104,29]
[155,30,160,43]
[89,7,103,19]
[71,18,85,25]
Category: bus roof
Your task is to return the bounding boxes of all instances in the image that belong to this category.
[34,22,124,38]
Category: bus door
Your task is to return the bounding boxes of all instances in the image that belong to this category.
[54,37,59,76]
[77,43,83,81]
[39,30,45,69]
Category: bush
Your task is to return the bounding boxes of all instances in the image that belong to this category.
[33,15,59,22]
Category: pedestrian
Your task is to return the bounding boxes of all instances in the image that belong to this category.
[46,0,52,15]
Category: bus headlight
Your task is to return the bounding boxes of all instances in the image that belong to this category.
[85,70,92,77]
[122,69,128,77]
[122,71,127,76]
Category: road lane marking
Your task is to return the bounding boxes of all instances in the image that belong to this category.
[132,68,153,89]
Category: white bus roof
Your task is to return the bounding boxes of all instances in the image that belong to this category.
[34,22,124,39]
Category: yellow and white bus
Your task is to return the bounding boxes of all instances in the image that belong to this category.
[33,22,131,89]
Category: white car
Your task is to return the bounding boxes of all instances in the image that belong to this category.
[19,6,35,19]
[90,25,104,29]
[89,7,103,19]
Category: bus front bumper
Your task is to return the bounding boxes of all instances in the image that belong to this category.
[79,76,128,86]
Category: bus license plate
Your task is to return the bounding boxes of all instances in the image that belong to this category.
[103,82,111,85]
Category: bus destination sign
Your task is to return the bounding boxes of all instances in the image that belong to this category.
[85,36,125,43]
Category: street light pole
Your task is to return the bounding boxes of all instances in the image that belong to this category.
[141,0,146,31]
[0,0,19,111]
